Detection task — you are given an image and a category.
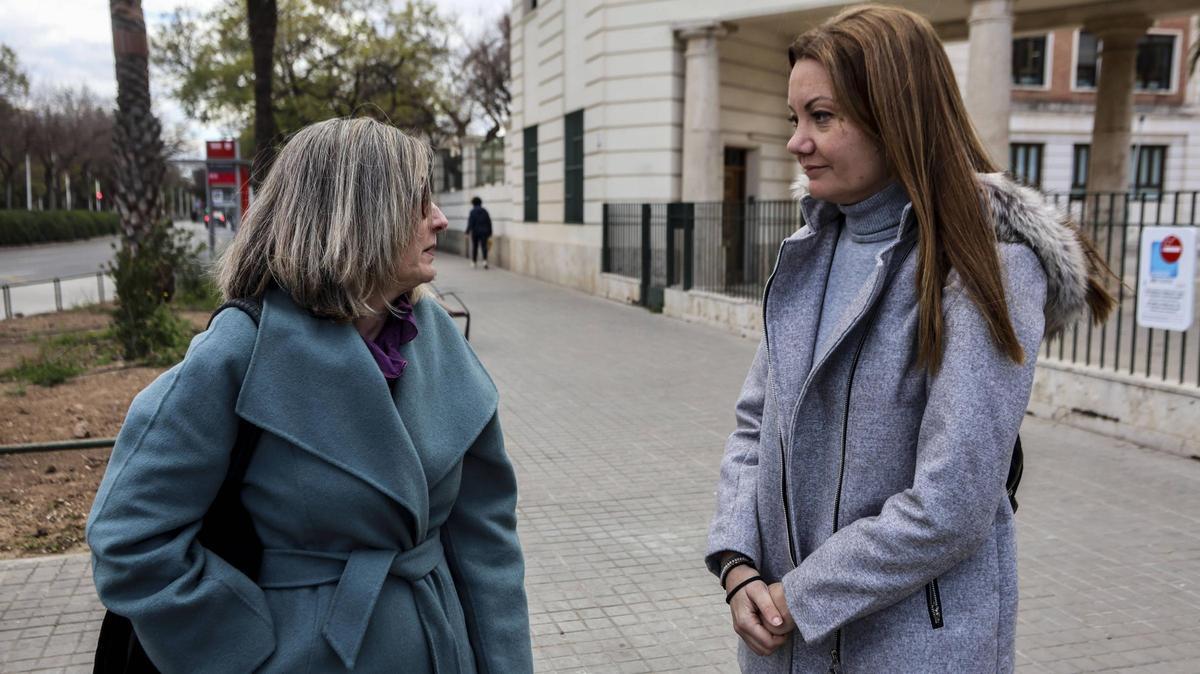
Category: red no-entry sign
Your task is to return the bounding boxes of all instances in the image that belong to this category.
[1160,235,1182,264]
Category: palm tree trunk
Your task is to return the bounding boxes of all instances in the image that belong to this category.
[109,0,165,252]
[247,0,279,192]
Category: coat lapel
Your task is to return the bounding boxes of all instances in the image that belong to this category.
[768,198,918,441]
[764,202,838,420]
[390,296,499,488]
[803,203,917,385]
[235,287,431,538]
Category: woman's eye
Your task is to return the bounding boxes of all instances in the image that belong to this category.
[813,111,833,124]
[787,115,798,128]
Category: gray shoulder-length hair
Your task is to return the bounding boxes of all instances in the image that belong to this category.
[216,117,432,321]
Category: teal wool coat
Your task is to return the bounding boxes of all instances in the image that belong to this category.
[87,287,532,673]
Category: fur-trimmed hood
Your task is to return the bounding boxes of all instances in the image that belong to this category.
[792,172,1103,338]
[977,172,1097,337]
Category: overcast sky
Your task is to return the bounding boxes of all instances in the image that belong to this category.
[0,0,509,156]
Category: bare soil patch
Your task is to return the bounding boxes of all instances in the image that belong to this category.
[0,308,209,558]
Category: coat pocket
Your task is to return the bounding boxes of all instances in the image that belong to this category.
[925,579,944,629]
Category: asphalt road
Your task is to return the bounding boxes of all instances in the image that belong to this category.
[0,222,234,319]
[0,222,233,284]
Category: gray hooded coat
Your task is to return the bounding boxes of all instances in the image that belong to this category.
[706,174,1100,673]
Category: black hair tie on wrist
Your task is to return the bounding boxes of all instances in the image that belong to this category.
[725,575,764,604]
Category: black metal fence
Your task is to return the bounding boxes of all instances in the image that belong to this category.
[601,200,802,304]
[1042,192,1199,386]
[602,191,1200,387]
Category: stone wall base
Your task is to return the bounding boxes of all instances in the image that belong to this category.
[656,287,1200,458]
[1029,360,1200,459]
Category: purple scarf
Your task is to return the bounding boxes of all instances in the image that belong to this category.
[362,296,418,381]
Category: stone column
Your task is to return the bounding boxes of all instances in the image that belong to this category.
[462,142,476,191]
[965,0,1014,168]
[678,22,732,203]
[1085,15,1153,193]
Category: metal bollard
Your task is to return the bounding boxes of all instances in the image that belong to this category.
[2,285,10,319]
[53,278,62,311]
[97,272,105,304]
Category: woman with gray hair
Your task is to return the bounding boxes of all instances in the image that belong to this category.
[88,117,532,673]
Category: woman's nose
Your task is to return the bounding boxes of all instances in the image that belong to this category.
[431,204,449,232]
[787,129,814,157]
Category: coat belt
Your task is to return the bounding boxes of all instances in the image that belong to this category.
[257,530,473,672]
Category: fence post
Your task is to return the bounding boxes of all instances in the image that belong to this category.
[96,272,105,304]
[683,203,695,291]
[2,285,10,319]
[601,204,610,274]
[665,203,677,286]
[53,278,62,311]
[639,204,651,307]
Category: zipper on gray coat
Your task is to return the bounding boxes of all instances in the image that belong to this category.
[828,322,871,674]
[827,239,918,673]
[925,579,944,629]
[761,243,798,672]
[761,244,799,570]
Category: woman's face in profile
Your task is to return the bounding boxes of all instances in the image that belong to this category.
[394,202,449,293]
[786,58,890,205]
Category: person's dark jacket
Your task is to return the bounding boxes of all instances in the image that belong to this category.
[467,206,493,238]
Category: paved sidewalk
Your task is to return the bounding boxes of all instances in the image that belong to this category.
[2,254,1200,672]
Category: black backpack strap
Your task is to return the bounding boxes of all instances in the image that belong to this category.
[207,296,263,329]
[199,416,264,578]
[1006,435,1023,514]
[200,296,266,577]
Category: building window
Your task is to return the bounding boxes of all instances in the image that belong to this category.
[563,109,584,224]
[1132,145,1167,197]
[1071,144,1090,193]
[1075,31,1099,89]
[1136,34,1175,92]
[523,126,538,222]
[1012,36,1048,86]
[1075,31,1178,92]
[1009,143,1043,189]
[1070,143,1167,196]
[475,138,504,186]
[433,149,462,193]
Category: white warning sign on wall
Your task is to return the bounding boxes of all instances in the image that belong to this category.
[1137,227,1196,332]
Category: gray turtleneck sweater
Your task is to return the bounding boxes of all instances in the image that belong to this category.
[813,181,910,363]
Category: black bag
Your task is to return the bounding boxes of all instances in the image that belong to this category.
[94,299,265,674]
[1007,435,1024,514]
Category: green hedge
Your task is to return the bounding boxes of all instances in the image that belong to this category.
[0,210,120,246]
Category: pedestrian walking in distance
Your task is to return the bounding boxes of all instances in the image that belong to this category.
[466,196,493,269]
[88,117,533,673]
[707,6,1114,672]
